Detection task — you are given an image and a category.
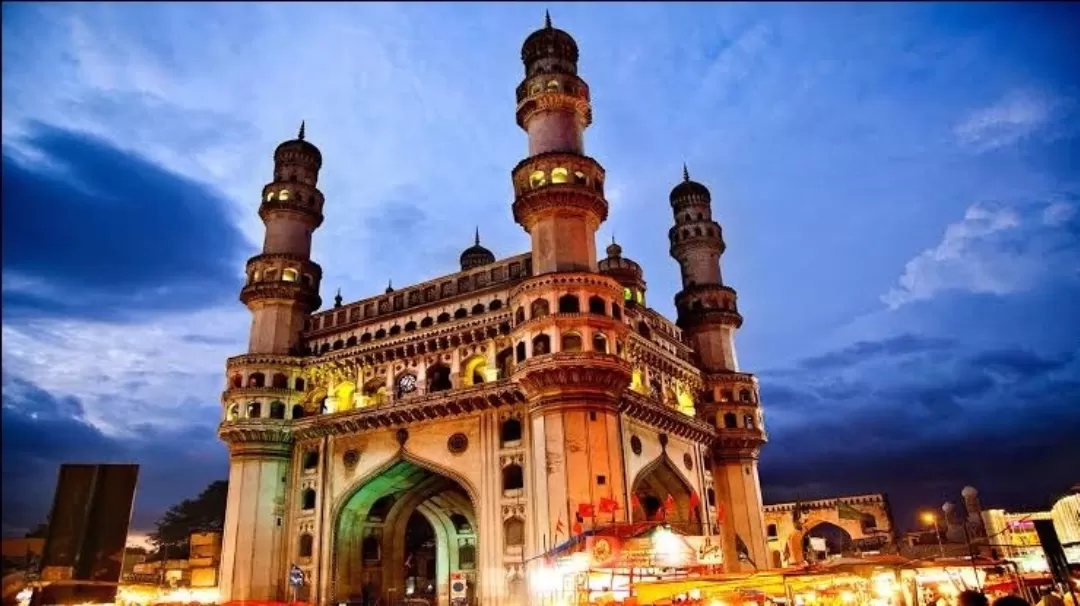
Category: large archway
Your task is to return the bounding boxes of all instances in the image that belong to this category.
[631,455,702,535]
[801,521,854,560]
[334,459,478,606]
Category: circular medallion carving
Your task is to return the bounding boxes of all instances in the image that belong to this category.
[629,435,642,455]
[448,433,469,454]
[342,449,359,469]
[683,453,694,471]
[398,374,417,395]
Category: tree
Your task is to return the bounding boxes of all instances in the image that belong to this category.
[148,480,228,559]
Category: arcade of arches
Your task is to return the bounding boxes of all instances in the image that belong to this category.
[335,460,478,605]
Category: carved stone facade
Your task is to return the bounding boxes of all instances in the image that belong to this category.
[217,15,770,606]
[763,494,896,568]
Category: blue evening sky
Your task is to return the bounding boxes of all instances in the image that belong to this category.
[2,2,1078,537]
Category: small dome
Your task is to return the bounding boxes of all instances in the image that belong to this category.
[460,229,495,271]
[521,12,579,67]
[599,237,644,286]
[274,121,323,168]
[605,239,622,258]
[669,163,711,206]
[962,486,979,498]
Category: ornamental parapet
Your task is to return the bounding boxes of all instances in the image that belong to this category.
[625,333,702,387]
[676,304,743,331]
[515,90,592,129]
[515,73,590,105]
[244,254,322,284]
[510,271,623,301]
[226,353,306,371]
[218,419,293,452]
[620,390,717,444]
[669,222,725,257]
[309,312,514,364]
[221,386,297,403]
[710,427,768,460]
[291,381,525,440]
[514,352,631,406]
[239,280,321,312]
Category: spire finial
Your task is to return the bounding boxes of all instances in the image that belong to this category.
[334,287,342,308]
[682,162,690,182]
[611,234,617,245]
[386,279,394,294]
[545,10,552,28]
[474,226,480,245]
[298,120,306,140]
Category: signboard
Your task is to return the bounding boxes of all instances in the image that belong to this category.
[586,536,621,567]
[289,565,306,588]
[449,571,467,600]
[809,537,827,553]
[684,536,724,565]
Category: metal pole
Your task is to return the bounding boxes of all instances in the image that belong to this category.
[934,524,945,558]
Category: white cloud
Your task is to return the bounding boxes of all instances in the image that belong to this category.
[953,91,1054,153]
[881,199,1080,309]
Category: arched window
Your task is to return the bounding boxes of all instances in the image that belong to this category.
[707,487,716,507]
[515,341,527,363]
[501,418,523,446]
[295,377,307,393]
[374,329,386,339]
[546,80,559,91]
[459,542,476,568]
[515,307,526,325]
[272,373,288,389]
[282,268,298,282]
[368,495,394,522]
[332,339,344,350]
[502,464,524,492]
[279,190,290,201]
[551,167,568,183]
[248,373,266,388]
[612,303,622,320]
[292,404,305,419]
[301,488,316,510]
[451,513,472,533]
[637,322,652,339]
[767,524,778,538]
[302,273,313,286]
[427,363,452,392]
[504,517,525,551]
[592,333,608,353]
[360,333,372,343]
[454,308,468,319]
[739,389,753,403]
[269,401,286,419]
[588,296,606,315]
[531,334,551,356]
[404,321,417,332]
[299,533,314,558]
[561,332,583,353]
[573,171,587,185]
[496,347,514,379]
[720,389,733,402]
[471,303,485,315]
[420,316,434,328]
[744,414,755,429]
[437,312,451,323]
[226,404,239,421]
[388,325,401,336]
[319,343,330,354]
[489,299,503,311]
[723,413,737,429]
[247,402,262,418]
[529,170,547,188]
[530,298,550,319]
[303,449,319,469]
[346,336,358,347]
[266,192,274,202]
[558,294,580,313]
[230,374,243,389]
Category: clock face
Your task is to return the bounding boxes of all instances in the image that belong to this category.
[398,374,417,394]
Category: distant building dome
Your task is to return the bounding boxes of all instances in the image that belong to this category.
[274,120,323,168]
[669,164,711,207]
[962,486,979,499]
[599,237,646,298]
[460,229,495,271]
[521,12,579,68]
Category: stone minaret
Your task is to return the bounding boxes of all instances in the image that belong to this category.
[668,166,770,571]
[218,124,325,602]
[511,11,605,274]
[509,13,633,590]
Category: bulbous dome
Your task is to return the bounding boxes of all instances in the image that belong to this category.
[460,229,495,271]
[274,121,323,168]
[599,237,644,287]
[521,12,579,67]
[669,164,710,206]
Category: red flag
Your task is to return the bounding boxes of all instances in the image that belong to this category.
[689,491,701,520]
[631,493,642,512]
[598,497,618,515]
[716,501,727,526]
[655,505,666,521]
[572,521,583,536]
[577,502,595,518]
[555,517,565,535]
[665,494,677,519]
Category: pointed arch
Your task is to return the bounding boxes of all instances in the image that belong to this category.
[631,453,701,534]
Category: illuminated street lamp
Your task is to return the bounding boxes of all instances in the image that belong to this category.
[921,511,946,558]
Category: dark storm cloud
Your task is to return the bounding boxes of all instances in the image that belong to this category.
[1,374,228,537]
[758,337,1080,530]
[1,121,247,323]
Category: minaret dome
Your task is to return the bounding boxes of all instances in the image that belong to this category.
[460,228,496,271]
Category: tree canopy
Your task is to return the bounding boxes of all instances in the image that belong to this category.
[148,480,228,559]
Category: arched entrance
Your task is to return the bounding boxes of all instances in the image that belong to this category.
[631,456,702,535]
[785,521,855,565]
[335,459,478,606]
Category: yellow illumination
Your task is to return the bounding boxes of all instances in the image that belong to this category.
[461,355,488,387]
[676,389,696,416]
[530,170,547,188]
[282,268,298,282]
[551,167,568,183]
[334,381,356,411]
[279,189,290,200]
[623,288,632,302]
[630,369,648,394]
[921,511,937,525]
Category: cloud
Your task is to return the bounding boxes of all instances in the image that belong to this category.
[759,335,1080,526]
[881,198,1080,309]
[1,374,228,536]
[954,91,1056,153]
[1,122,248,322]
